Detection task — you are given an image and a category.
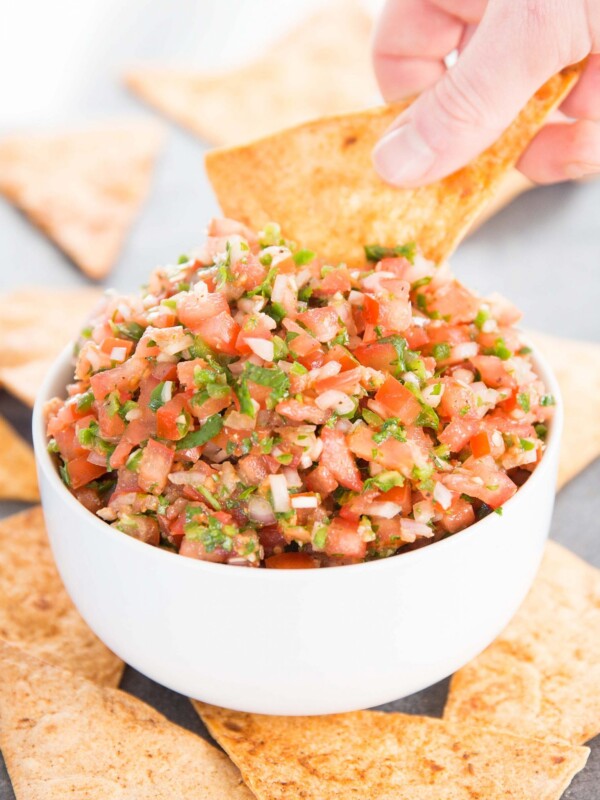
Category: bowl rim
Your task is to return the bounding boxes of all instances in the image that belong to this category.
[33,335,563,582]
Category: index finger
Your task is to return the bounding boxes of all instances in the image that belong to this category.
[372,0,464,100]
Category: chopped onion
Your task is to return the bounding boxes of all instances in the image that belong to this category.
[309,361,341,382]
[283,467,302,488]
[269,474,290,513]
[161,381,173,403]
[237,296,266,314]
[362,271,396,291]
[422,383,444,408]
[400,518,434,540]
[315,390,355,415]
[224,410,256,430]
[299,453,313,469]
[451,342,479,361]
[271,274,296,304]
[109,346,127,363]
[402,371,420,387]
[413,500,435,524]
[291,494,319,509]
[245,337,274,362]
[348,290,365,305]
[334,418,353,433]
[247,496,276,525]
[365,501,402,519]
[125,408,141,421]
[453,368,474,385]
[168,472,202,486]
[433,481,453,510]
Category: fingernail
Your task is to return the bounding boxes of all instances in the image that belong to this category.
[373,122,436,186]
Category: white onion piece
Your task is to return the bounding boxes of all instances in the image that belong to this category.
[237,296,266,314]
[247,496,276,525]
[334,418,353,433]
[422,383,444,408]
[291,494,319,509]
[299,453,313,469]
[361,271,396,291]
[309,361,341,382]
[283,467,302,488]
[452,368,474,384]
[412,500,435,524]
[168,472,203,486]
[348,290,365,305]
[271,274,297,304]
[433,481,453,510]
[315,390,355,415]
[125,408,141,421]
[269,474,290,513]
[245,337,274,362]
[451,342,479,361]
[400,518,434,540]
[365,501,402,519]
[110,346,127,362]
[402,371,420,387]
[295,268,312,288]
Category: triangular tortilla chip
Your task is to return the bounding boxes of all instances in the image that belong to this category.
[0,121,163,279]
[0,414,39,501]
[0,641,253,800]
[0,287,101,405]
[0,507,123,687]
[195,701,588,800]
[444,541,600,745]
[206,65,581,267]
[529,331,600,488]
[126,2,376,147]
[0,358,53,408]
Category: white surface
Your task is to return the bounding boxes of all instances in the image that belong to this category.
[33,344,563,715]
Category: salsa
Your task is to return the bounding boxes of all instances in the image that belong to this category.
[45,219,555,568]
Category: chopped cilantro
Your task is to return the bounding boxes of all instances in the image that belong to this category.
[483,338,512,360]
[293,249,316,266]
[364,242,416,263]
[373,417,407,444]
[432,342,451,361]
[540,394,555,407]
[517,392,531,412]
[243,363,290,405]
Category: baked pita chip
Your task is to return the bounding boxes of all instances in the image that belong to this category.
[444,541,600,745]
[206,65,581,267]
[126,2,377,147]
[195,701,588,800]
[529,331,600,488]
[0,287,101,405]
[0,121,163,279]
[0,507,123,687]
[0,641,253,800]
[0,414,39,501]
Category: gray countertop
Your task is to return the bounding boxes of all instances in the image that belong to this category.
[1,114,599,798]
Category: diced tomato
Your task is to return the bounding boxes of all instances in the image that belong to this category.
[323,345,359,371]
[305,465,338,496]
[231,253,268,289]
[66,456,106,490]
[443,456,517,509]
[54,426,88,461]
[348,424,417,472]
[109,438,135,469]
[438,418,480,452]
[296,307,340,343]
[471,355,516,390]
[319,427,363,491]
[378,256,412,277]
[325,518,366,559]
[123,418,155,447]
[96,401,126,439]
[363,294,380,325]
[266,552,319,569]
[353,342,398,373]
[152,363,178,382]
[138,439,175,494]
[404,325,429,349]
[276,399,329,424]
[374,374,421,424]
[315,367,362,395]
[193,312,240,355]
[99,337,134,359]
[90,358,147,402]
[439,497,476,533]
[318,266,352,296]
[157,394,190,440]
[470,430,491,459]
[375,279,412,332]
[380,483,412,514]
[177,292,229,330]
[46,401,90,437]
[338,489,380,521]
[426,323,471,345]
[438,380,476,420]
[192,394,232,421]
[427,280,480,323]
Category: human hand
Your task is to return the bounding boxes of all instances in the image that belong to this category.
[372,0,600,186]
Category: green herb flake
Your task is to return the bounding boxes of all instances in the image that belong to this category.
[432,343,451,362]
[176,414,224,450]
[517,393,531,413]
[293,249,316,266]
[540,394,556,407]
[364,242,416,263]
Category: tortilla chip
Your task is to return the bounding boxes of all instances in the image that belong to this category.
[126,2,376,147]
[0,641,253,800]
[0,287,101,405]
[195,701,588,800]
[444,541,600,745]
[0,358,53,408]
[206,65,581,267]
[469,169,533,232]
[0,507,123,687]
[0,121,163,279]
[529,331,600,488]
[0,415,39,502]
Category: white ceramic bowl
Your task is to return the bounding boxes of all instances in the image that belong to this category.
[33,343,562,715]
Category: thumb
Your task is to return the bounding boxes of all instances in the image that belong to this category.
[372,0,576,187]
